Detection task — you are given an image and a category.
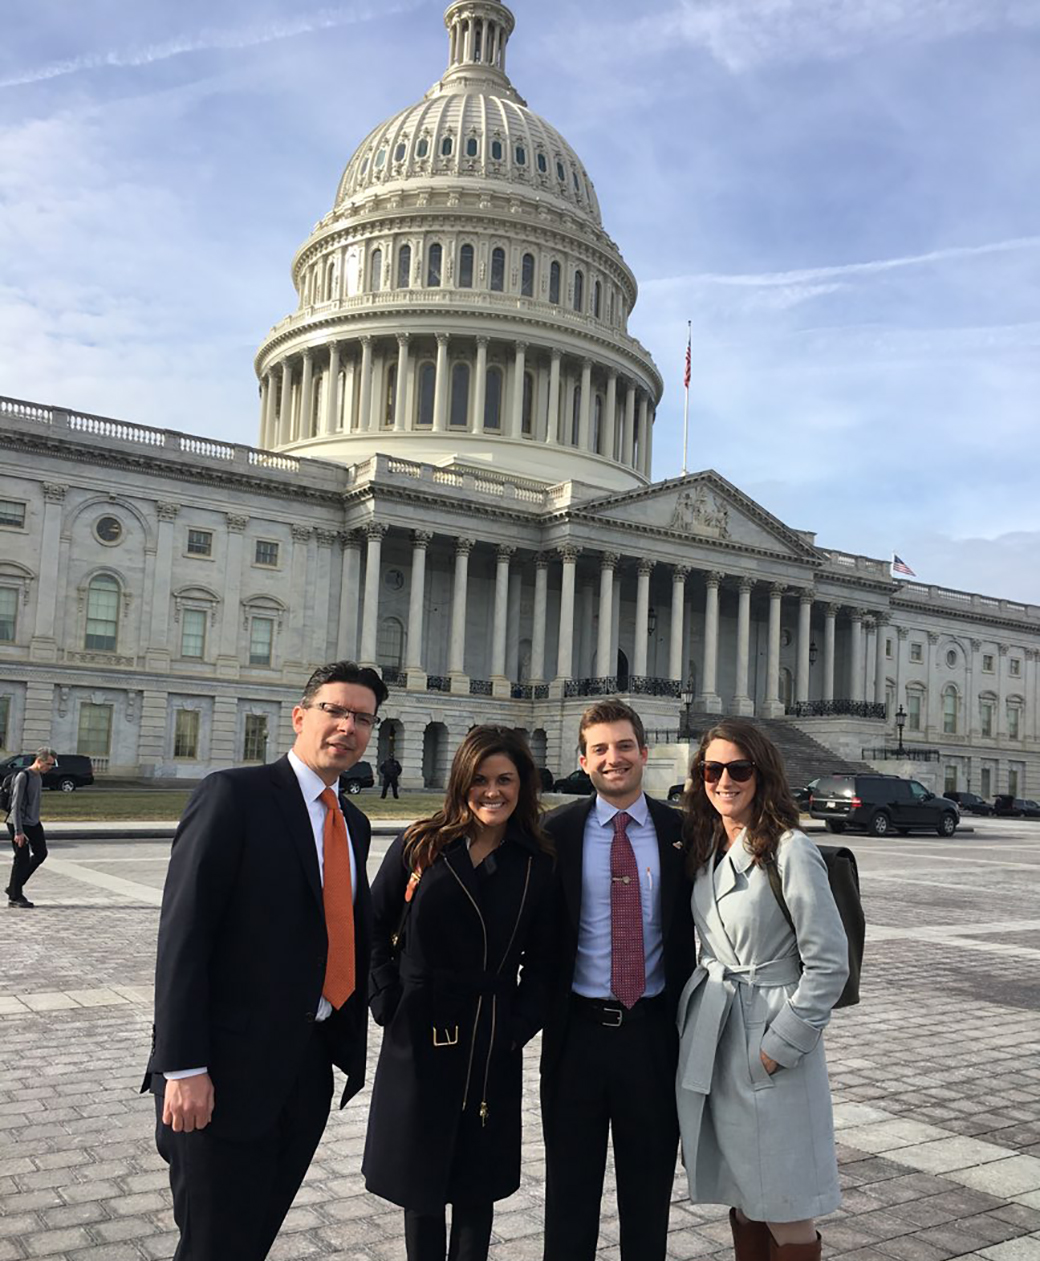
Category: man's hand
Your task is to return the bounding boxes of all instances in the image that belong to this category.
[162,1074,215,1132]
[760,1050,780,1076]
[13,833,26,848]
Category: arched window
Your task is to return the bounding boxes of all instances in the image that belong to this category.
[417,363,436,427]
[397,244,411,289]
[608,291,615,324]
[549,261,561,305]
[416,137,429,158]
[593,393,604,453]
[441,135,454,157]
[490,247,506,292]
[491,139,503,161]
[369,248,382,292]
[394,142,406,163]
[427,243,442,287]
[521,253,535,298]
[384,364,397,427]
[484,367,503,430]
[450,363,470,427]
[571,385,581,445]
[942,685,958,735]
[515,145,527,166]
[593,280,602,319]
[458,243,475,289]
[466,136,479,158]
[377,617,404,670]
[325,260,335,301]
[522,371,534,435]
[85,575,120,652]
[573,269,584,312]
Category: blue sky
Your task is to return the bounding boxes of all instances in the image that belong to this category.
[2,0,1038,602]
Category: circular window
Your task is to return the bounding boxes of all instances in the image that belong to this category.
[95,515,123,545]
[384,568,405,592]
[946,649,958,668]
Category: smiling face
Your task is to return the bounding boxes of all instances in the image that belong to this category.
[702,737,758,837]
[291,681,378,785]
[580,720,648,808]
[466,752,521,842]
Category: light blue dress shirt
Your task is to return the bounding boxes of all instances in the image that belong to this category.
[571,792,665,1000]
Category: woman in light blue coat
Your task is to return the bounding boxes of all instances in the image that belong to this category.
[676,719,848,1261]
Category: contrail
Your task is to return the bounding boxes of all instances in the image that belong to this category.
[0,1,425,90]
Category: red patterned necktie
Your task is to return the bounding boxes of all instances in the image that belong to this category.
[610,810,645,1009]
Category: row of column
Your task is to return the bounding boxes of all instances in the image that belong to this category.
[257,339,655,476]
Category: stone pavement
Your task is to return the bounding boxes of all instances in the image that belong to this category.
[2,818,1040,1259]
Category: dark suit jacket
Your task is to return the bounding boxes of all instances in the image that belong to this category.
[539,793,695,1080]
[142,755,372,1140]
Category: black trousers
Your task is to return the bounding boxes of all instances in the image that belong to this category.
[155,1026,334,1260]
[381,778,400,799]
[7,822,47,898]
[403,1203,494,1261]
[541,999,679,1261]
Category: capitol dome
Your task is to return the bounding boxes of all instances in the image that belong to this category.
[255,0,662,491]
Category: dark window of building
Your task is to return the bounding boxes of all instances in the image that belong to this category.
[574,269,584,312]
[521,253,535,297]
[491,139,503,161]
[255,540,280,567]
[484,367,503,430]
[397,244,412,289]
[427,243,443,287]
[549,261,561,305]
[441,135,454,157]
[370,248,382,292]
[417,363,436,426]
[522,371,534,435]
[490,247,506,292]
[515,145,526,165]
[450,363,470,427]
[416,137,429,158]
[459,243,475,288]
[466,136,479,158]
[186,529,212,557]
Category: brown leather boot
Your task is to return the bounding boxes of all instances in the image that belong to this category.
[767,1231,822,1261]
[729,1209,771,1261]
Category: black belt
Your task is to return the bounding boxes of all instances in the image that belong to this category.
[570,992,666,1028]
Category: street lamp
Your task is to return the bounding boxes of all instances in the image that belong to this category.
[647,606,657,636]
[895,704,907,756]
[809,639,818,666]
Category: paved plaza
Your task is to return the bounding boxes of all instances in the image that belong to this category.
[2,817,1040,1259]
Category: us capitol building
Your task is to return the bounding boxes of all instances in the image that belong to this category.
[1,0,1038,797]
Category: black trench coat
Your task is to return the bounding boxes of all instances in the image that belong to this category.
[362,824,555,1213]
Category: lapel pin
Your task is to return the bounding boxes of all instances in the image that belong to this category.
[673,841,683,849]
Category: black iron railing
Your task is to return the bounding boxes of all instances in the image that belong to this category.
[469,679,493,697]
[564,677,618,698]
[382,667,404,687]
[862,746,941,762]
[628,676,683,698]
[427,675,451,693]
[786,700,886,720]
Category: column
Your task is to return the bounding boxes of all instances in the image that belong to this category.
[472,337,488,435]
[216,514,248,677]
[358,337,375,434]
[864,619,877,707]
[874,616,889,706]
[623,384,636,465]
[506,567,522,682]
[337,532,362,660]
[669,566,689,682]
[393,334,410,432]
[633,559,653,678]
[433,333,449,432]
[896,628,908,729]
[258,374,272,447]
[695,572,724,712]
[510,342,527,439]
[323,342,341,435]
[577,359,592,451]
[544,350,561,444]
[448,538,474,692]
[278,360,293,444]
[604,372,618,462]
[553,545,580,692]
[299,350,314,439]
[795,590,813,705]
[143,501,179,671]
[823,604,839,703]
[638,395,651,476]
[530,555,549,684]
[358,523,386,667]
[597,553,618,681]
[930,632,944,738]
[311,531,336,664]
[733,577,754,716]
[762,584,785,717]
[403,530,432,689]
[849,610,865,704]
[491,545,514,698]
[30,483,67,663]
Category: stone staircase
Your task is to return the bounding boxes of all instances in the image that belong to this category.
[679,710,875,788]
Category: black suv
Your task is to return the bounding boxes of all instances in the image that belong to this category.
[338,761,374,795]
[0,753,95,793]
[809,774,959,837]
[946,791,994,817]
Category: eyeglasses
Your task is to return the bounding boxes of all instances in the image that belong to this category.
[702,760,756,784]
[305,702,379,731]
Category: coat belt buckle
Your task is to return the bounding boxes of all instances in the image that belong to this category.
[600,1004,624,1028]
[432,1025,459,1048]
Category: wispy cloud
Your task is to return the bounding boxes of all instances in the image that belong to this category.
[0,1,424,90]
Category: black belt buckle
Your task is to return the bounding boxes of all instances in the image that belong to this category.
[600,1003,624,1028]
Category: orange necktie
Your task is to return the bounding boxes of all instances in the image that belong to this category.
[320,787,355,1008]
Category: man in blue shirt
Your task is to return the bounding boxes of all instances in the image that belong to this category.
[540,700,695,1261]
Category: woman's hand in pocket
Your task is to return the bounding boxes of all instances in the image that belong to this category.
[760,1050,779,1076]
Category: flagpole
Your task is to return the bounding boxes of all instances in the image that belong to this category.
[682,320,691,475]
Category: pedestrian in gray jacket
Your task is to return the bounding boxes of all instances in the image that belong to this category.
[675,719,847,1261]
[5,747,57,908]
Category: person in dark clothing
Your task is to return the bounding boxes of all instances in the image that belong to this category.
[380,755,403,799]
[6,747,56,908]
[364,726,555,1261]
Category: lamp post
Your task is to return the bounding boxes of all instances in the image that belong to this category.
[895,704,907,757]
[809,639,818,666]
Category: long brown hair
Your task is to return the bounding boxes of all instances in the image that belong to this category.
[682,717,799,874]
[403,726,553,871]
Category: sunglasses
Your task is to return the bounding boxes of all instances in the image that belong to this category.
[702,760,756,784]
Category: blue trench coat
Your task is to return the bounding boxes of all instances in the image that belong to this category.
[676,829,848,1222]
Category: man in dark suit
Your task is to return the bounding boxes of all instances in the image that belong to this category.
[541,699,695,1261]
[143,660,388,1261]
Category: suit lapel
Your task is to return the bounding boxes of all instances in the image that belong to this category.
[647,795,685,940]
[269,755,323,910]
[559,797,596,935]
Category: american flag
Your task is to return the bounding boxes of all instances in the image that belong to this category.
[683,331,691,390]
[892,554,916,577]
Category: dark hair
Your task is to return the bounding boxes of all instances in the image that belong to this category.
[403,726,553,871]
[301,660,388,709]
[578,699,646,754]
[682,717,799,874]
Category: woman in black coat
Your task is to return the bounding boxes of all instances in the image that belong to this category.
[363,726,555,1261]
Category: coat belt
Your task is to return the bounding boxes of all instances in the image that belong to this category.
[678,954,802,1096]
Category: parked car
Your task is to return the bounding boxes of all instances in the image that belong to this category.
[944,791,992,816]
[537,767,555,794]
[339,761,374,795]
[0,752,95,793]
[552,769,594,795]
[809,773,959,837]
[994,795,1040,819]
[1022,800,1040,819]
[790,779,820,810]
[667,782,685,804]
